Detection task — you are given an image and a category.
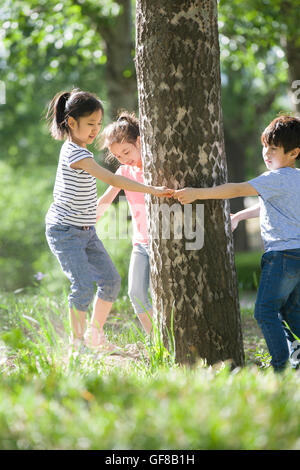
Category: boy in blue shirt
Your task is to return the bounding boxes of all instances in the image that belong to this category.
[174,115,300,372]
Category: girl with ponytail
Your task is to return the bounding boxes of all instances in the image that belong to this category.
[45,90,173,354]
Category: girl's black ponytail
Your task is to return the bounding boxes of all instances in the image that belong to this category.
[55,92,70,131]
[46,91,71,140]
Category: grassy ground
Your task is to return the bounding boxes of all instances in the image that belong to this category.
[2,286,300,450]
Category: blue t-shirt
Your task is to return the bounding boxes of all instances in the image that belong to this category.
[248,167,300,252]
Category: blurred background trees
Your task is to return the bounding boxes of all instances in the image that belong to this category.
[0,0,299,291]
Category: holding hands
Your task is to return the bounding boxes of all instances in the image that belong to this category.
[151,186,199,203]
[149,186,199,202]
[173,188,199,204]
[151,186,175,198]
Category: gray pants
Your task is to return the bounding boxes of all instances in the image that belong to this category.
[128,243,152,315]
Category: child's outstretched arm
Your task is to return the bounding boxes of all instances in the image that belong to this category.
[96,186,121,221]
[231,202,260,231]
[174,182,258,204]
[71,158,174,197]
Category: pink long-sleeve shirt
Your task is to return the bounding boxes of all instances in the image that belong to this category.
[116,165,148,245]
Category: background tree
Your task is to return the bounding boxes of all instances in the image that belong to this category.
[136,0,244,366]
[220,0,300,114]
[73,0,137,117]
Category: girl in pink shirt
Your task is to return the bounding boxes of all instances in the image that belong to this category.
[97,112,153,334]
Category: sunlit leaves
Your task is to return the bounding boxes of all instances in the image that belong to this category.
[0,0,108,75]
[0,0,114,168]
[218,0,293,142]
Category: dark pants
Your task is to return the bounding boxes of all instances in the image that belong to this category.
[254,249,300,371]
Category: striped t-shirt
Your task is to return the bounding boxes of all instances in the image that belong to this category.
[46,140,97,226]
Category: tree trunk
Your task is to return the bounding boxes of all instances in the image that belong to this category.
[135,0,244,366]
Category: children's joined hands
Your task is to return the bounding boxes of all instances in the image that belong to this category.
[152,187,199,204]
[174,188,199,204]
[151,186,175,198]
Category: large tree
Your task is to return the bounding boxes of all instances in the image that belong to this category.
[136,0,244,366]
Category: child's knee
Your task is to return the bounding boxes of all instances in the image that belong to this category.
[69,285,95,311]
[128,286,141,307]
[97,274,121,302]
[128,285,137,303]
[128,287,151,314]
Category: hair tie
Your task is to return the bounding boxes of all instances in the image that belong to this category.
[117,116,128,123]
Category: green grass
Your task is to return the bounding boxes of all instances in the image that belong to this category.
[1,286,300,450]
[235,251,262,290]
[1,362,300,450]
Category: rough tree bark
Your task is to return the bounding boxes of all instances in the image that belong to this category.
[135,0,244,366]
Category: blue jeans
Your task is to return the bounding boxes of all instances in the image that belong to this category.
[254,249,300,371]
[46,224,121,311]
[128,243,152,315]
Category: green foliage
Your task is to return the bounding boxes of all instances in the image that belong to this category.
[4,365,300,450]
[131,309,176,374]
[219,0,300,46]
[218,0,297,179]
[0,162,54,290]
[0,0,112,169]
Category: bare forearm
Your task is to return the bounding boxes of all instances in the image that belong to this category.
[195,183,256,199]
[174,182,258,204]
[230,202,260,231]
[84,158,155,194]
[111,174,153,194]
[71,157,154,193]
[96,186,120,218]
[71,157,174,198]
[235,203,260,221]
